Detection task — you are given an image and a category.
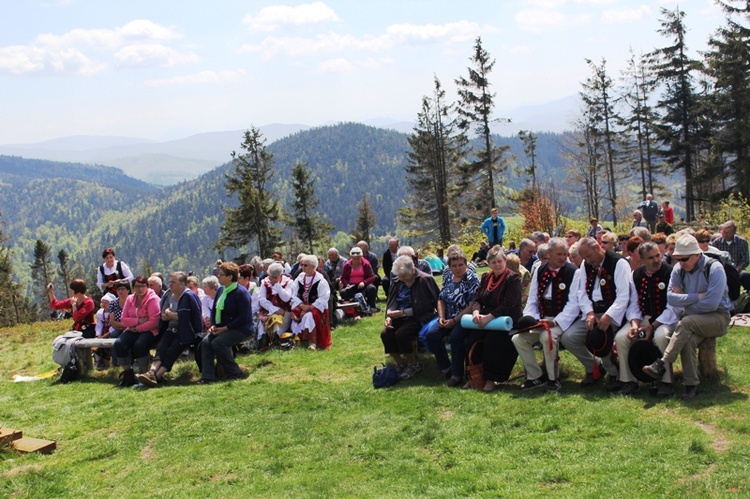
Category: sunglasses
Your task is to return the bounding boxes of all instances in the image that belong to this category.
[673,256,692,263]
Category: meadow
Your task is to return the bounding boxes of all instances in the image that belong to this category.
[1,309,749,497]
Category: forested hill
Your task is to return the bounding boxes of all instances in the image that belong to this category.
[3,124,568,296]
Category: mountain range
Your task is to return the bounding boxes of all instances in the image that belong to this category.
[0,95,578,186]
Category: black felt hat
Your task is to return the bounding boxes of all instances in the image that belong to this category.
[586,326,614,357]
[514,315,542,333]
[628,340,663,383]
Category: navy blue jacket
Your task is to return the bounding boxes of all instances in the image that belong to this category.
[211,284,253,335]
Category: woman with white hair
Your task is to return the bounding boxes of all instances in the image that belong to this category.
[382,255,439,380]
[290,254,331,350]
[258,262,294,347]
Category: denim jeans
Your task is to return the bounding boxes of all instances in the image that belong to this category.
[114,329,158,371]
[425,321,466,373]
[201,329,250,380]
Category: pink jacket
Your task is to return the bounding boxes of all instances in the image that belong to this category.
[120,288,161,336]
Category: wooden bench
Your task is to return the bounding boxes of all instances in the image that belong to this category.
[699,336,720,382]
[74,338,117,374]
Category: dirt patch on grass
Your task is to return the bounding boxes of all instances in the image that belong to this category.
[141,436,158,461]
[695,422,730,453]
[438,410,455,420]
[1,464,43,478]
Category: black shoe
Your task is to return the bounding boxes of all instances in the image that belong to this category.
[532,341,543,351]
[655,382,675,398]
[118,369,136,388]
[580,372,597,388]
[521,377,545,390]
[642,359,666,379]
[197,378,215,385]
[681,385,699,401]
[605,375,623,392]
[545,380,562,392]
[620,382,639,396]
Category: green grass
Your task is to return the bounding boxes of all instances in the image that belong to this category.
[2,311,750,497]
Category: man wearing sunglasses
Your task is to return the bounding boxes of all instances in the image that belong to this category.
[642,234,733,400]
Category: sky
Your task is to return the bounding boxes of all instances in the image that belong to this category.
[0,0,731,144]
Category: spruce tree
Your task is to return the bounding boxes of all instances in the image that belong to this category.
[455,36,511,214]
[649,6,703,221]
[350,194,376,246]
[217,127,282,257]
[619,49,662,198]
[289,162,333,254]
[518,130,538,191]
[704,2,750,200]
[580,58,623,223]
[30,239,54,309]
[0,214,33,326]
[400,76,464,249]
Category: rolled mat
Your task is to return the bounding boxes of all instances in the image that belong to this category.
[460,314,513,331]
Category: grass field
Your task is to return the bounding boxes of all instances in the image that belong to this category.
[2,307,750,497]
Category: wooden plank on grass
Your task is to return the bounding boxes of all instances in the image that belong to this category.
[0,428,22,446]
[12,436,56,454]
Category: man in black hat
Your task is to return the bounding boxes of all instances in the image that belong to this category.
[643,234,733,400]
[513,237,581,392]
[614,242,677,396]
[561,237,632,388]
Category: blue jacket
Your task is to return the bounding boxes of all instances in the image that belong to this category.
[211,285,253,335]
[481,216,506,244]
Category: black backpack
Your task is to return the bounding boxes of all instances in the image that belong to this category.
[680,255,741,301]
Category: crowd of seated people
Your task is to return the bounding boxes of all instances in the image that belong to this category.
[48,217,743,401]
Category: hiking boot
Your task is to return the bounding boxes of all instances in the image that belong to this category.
[655,382,675,398]
[619,382,640,396]
[681,385,699,401]
[521,377,545,390]
[545,380,562,392]
[580,372,597,388]
[399,363,422,380]
[118,369,136,388]
[136,370,158,388]
[642,359,666,379]
[605,375,623,392]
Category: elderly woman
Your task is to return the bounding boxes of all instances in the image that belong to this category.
[600,230,619,253]
[340,246,378,311]
[456,245,523,392]
[113,275,162,387]
[47,279,96,337]
[258,262,294,346]
[564,229,581,248]
[424,250,479,386]
[290,254,331,350]
[200,275,219,327]
[97,247,135,293]
[382,255,439,380]
[200,262,253,383]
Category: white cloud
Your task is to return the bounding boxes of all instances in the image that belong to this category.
[244,2,339,32]
[240,20,487,59]
[317,58,356,73]
[515,9,591,33]
[145,69,246,87]
[0,19,195,75]
[116,43,199,68]
[357,57,394,69]
[601,5,652,24]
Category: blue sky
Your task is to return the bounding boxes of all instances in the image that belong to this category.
[0,0,728,143]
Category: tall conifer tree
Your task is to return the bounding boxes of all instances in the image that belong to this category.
[455,37,510,214]
[217,127,282,257]
[289,162,333,254]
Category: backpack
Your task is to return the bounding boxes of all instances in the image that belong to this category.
[372,364,400,389]
[681,254,741,301]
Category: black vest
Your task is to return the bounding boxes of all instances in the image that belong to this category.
[632,263,673,321]
[584,250,624,306]
[536,262,577,317]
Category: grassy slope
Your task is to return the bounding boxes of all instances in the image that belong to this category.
[1,312,749,497]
